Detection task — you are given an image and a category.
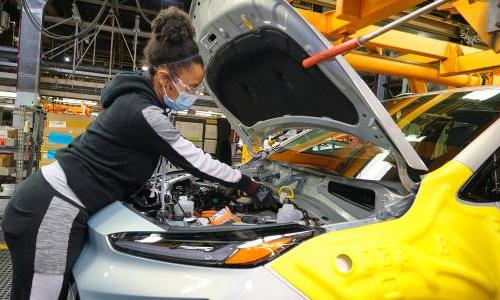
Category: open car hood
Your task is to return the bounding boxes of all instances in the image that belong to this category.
[191,0,427,171]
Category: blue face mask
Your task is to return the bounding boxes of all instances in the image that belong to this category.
[163,92,197,111]
[161,79,198,111]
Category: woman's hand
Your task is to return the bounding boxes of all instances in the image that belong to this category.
[243,181,280,210]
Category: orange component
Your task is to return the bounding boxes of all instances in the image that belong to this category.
[42,103,93,116]
[200,210,217,218]
[208,207,233,225]
[225,237,293,265]
[302,38,361,68]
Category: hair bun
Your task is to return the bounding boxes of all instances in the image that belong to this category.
[152,7,195,44]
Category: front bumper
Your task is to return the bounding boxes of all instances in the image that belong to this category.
[72,202,305,300]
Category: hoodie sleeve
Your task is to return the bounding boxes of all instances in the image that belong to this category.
[132,105,253,191]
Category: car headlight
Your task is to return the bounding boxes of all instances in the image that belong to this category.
[109,224,318,268]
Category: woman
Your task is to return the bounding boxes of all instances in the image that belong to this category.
[1,8,275,300]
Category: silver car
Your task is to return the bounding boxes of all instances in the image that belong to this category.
[69,1,500,299]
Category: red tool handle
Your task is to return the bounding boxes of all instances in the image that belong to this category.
[302,38,361,68]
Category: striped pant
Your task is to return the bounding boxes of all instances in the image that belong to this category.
[1,172,88,299]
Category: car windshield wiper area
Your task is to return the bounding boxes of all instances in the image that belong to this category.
[327,181,376,211]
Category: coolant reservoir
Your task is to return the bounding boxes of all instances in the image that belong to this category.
[277,204,303,223]
[174,196,194,217]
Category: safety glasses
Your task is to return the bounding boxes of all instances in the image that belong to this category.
[169,73,205,96]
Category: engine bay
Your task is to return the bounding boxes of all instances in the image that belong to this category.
[125,160,413,230]
[127,172,318,228]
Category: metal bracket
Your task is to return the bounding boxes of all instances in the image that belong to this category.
[486,0,500,33]
[200,32,218,50]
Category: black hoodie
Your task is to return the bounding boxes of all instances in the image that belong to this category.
[57,72,251,214]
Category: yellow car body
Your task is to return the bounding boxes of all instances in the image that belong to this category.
[272,159,500,299]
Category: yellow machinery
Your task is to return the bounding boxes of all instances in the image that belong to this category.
[294,0,500,89]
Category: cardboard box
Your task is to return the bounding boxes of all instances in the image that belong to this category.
[46,113,94,130]
[44,113,93,139]
[40,147,66,167]
[0,153,14,167]
[0,127,18,139]
[40,113,93,167]
[8,129,17,139]
[45,126,87,137]
[0,167,15,176]
[41,144,67,152]
[41,136,68,151]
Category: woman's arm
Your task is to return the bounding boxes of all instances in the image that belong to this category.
[132,105,253,191]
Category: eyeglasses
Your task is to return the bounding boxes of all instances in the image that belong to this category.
[168,73,205,96]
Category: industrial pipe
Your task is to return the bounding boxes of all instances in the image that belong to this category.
[344,52,483,87]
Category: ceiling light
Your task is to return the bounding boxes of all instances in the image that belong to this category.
[0,91,16,98]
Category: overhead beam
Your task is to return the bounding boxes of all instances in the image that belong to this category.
[344,52,483,87]
[0,71,106,90]
[40,77,105,89]
[452,0,500,52]
[491,70,500,85]
[440,47,500,75]
[44,15,151,38]
[408,79,427,93]
[293,0,336,9]
[76,0,158,16]
[297,0,426,38]
[344,25,500,76]
[0,85,15,92]
[397,54,438,64]
[39,89,101,101]
[349,25,482,59]
[384,13,459,39]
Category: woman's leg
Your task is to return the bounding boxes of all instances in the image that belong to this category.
[1,174,88,300]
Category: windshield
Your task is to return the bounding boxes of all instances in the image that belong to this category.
[269,89,500,182]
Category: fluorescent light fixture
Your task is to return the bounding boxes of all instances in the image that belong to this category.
[463,90,500,101]
[0,91,16,98]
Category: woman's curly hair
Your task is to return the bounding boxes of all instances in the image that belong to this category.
[143,7,203,75]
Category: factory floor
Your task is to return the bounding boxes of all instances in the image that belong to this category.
[0,238,11,300]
